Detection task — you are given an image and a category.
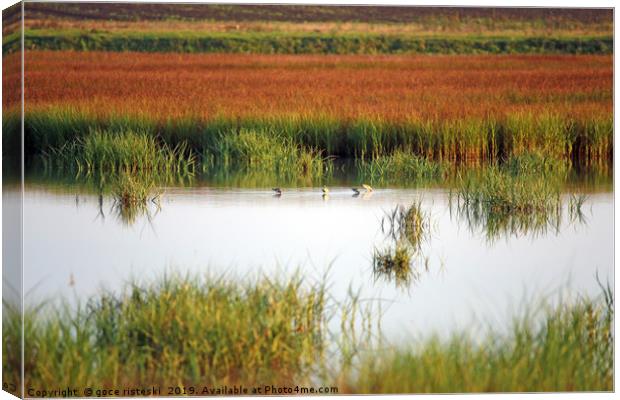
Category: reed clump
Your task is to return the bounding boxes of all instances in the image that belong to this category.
[18,272,330,388]
[202,128,332,179]
[457,167,561,215]
[6,273,612,393]
[453,153,589,241]
[41,128,196,176]
[503,151,568,178]
[349,284,613,393]
[356,150,448,184]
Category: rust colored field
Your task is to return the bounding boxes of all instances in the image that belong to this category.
[15,51,612,122]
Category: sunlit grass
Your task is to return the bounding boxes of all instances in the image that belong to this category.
[4,272,612,393]
[349,282,613,393]
[202,128,332,179]
[12,109,613,168]
[41,128,196,176]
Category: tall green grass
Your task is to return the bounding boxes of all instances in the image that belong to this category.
[11,110,612,168]
[41,128,196,176]
[453,155,587,242]
[349,283,613,393]
[202,128,332,179]
[356,150,448,184]
[17,272,334,388]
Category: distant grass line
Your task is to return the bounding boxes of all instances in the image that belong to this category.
[4,30,613,54]
[3,271,613,392]
[6,109,612,167]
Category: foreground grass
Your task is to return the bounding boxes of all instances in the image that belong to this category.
[8,273,335,389]
[349,284,613,393]
[3,271,612,393]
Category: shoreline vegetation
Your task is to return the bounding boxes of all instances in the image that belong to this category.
[4,110,613,168]
[3,271,613,393]
[4,30,612,55]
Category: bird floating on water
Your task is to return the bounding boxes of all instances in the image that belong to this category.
[362,184,373,192]
[272,188,282,196]
[352,188,360,196]
[322,186,330,195]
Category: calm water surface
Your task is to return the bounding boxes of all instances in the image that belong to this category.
[17,181,613,341]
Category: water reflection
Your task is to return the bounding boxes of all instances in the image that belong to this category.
[449,193,589,243]
[372,202,433,289]
[21,181,613,340]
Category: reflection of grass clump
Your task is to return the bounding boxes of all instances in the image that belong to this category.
[203,128,332,179]
[372,241,413,287]
[374,202,431,288]
[454,159,587,242]
[356,150,447,184]
[457,167,561,214]
[350,283,613,393]
[42,129,196,176]
[15,273,334,388]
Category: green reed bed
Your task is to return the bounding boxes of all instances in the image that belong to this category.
[202,128,332,179]
[356,150,448,184]
[41,128,196,176]
[10,110,612,168]
[453,154,587,242]
[10,272,337,389]
[349,283,613,393]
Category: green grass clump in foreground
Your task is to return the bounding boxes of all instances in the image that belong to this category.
[13,273,332,389]
[3,272,613,393]
[349,284,613,393]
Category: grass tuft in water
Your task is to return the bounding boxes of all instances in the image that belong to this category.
[356,150,448,184]
[41,128,196,177]
[453,161,587,242]
[202,128,332,179]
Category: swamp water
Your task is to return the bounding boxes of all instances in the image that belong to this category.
[7,169,613,343]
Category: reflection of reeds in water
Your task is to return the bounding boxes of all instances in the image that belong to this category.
[373,202,431,288]
[452,162,587,242]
